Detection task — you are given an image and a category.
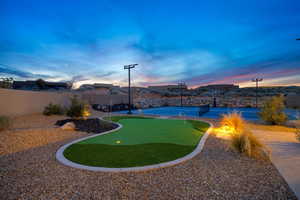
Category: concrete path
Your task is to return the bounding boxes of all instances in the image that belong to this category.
[253,129,300,199]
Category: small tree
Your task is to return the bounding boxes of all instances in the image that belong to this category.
[67,96,91,119]
[259,95,287,125]
[36,79,46,90]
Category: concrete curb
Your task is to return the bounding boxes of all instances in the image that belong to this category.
[56,116,213,172]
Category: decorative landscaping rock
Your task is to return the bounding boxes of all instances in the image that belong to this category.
[60,122,76,131]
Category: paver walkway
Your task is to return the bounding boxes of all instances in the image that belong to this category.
[253,129,300,199]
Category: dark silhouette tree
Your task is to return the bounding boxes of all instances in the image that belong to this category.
[36,79,46,90]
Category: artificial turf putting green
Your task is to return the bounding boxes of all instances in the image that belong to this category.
[63,116,209,168]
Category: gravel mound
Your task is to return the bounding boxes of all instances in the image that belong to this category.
[55,118,118,133]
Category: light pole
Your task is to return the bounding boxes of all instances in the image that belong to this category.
[252,78,263,108]
[212,89,217,107]
[296,38,300,40]
[124,64,138,114]
[178,82,185,107]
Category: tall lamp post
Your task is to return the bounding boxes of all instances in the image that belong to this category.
[124,64,138,114]
[178,82,185,107]
[252,78,263,108]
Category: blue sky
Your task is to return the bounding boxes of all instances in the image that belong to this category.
[0,0,300,88]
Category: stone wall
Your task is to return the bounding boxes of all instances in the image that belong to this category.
[134,96,269,108]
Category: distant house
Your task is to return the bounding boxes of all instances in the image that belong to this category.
[148,84,188,92]
[197,84,239,91]
[79,83,119,90]
[0,81,13,89]
[0,77,14,89]
[12,80,71,91]
[78,83,120,95]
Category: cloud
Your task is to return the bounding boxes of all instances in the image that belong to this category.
[1,2,300,89]
[180,50,300,88]
[0,65,53,79]
[70,75,90,83]
[94,71,117,78]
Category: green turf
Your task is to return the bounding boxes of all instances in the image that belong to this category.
[64,143,196,167]
[104,115,152,122]
[63,116,209,168]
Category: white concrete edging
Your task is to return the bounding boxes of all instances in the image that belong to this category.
[56,117,213,172]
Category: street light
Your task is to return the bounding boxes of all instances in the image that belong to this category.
[252,78,263,108]
[178,82,186,107]
[296,38,300,40]
[124,64,138,114]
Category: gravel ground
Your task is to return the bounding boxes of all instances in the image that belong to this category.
[0,114,86,155]
[0,125,297,199]
[10,114,67,130]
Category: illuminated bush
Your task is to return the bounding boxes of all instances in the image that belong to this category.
[0,116,11,131]
[259,95,287,125]
[220,111,245,133]
[43,103,64,116]
[67,96,91,119]
[220,112,270,160]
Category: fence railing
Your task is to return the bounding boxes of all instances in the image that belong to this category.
[199,104,210,116]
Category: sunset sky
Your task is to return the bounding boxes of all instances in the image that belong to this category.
[0,0,300,88]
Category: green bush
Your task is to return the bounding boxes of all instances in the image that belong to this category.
[67,96,91,119]
[259,95,287,125]
[0,116,12,131]
[43,103,64,116]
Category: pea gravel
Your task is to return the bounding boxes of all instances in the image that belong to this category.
[0,131,297,200]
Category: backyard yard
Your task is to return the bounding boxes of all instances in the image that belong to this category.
[0,112,297,199]
[1,1,300,199]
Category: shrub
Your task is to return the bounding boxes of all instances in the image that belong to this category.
[67,96,91,119]
[43,103,64,116]
[231,130,269,160]
[220,112,270,160]
[259,95,287,125]
[220,111,245,133]
[0,116,12,131]
[296,128,300,142]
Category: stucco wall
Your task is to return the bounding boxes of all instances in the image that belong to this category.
[0,89,127,116]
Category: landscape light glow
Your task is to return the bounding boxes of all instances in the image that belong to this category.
[214,125,236,137]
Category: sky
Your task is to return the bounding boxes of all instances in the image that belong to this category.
[0,0,300,88]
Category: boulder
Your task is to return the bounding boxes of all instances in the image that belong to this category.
[61,122,76,131]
